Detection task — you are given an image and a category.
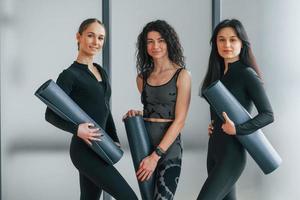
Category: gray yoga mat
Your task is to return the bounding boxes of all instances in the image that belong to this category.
[35,79,123,165]
[202,81,281,174]
[123,115,155,200]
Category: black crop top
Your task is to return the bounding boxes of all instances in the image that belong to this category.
[142,68,183,119]
[45,61,119,143]
[211,60,274,135]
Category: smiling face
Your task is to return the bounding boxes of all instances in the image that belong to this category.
[76,22,105,56]
[217,27,242,63]
[146,31,168,60]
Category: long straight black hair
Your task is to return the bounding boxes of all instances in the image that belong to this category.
[201,19,261,92]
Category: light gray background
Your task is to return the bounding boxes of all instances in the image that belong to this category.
[1,0,299,199]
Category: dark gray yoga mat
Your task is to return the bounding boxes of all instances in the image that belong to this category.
[123,115,154,200]
[35,79,123,165]
[202,81,281,174]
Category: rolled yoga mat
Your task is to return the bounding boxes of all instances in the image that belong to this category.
[202,81,282,174]
[35,79,123,165]
[123,115,155,200]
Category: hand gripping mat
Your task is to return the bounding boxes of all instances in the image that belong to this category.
[35,79,123,165]
[202,81,281,174]
[124,115,155,200]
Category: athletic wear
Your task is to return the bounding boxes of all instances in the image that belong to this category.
[141,68,184,200]
[70,136,137,200]
[197,60,274,200]
[142,68,183,120]
[45,61,119,142]
[145,121,182,200]
[45,61,137,200]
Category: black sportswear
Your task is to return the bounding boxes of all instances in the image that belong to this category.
[142,68,183,120]
[45,61,137,200]
[197,60,274,200]
[45,61,119,142]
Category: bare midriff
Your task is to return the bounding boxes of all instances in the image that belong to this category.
[143,117,174,122]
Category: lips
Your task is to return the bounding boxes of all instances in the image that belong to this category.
[89,46,99,51]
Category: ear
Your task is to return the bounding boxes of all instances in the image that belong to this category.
[76,32,81,42]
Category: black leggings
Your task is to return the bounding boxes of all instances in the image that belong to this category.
[197,133,246,200]
[70,136,138,200]
[154,158,182,200]
[145,121,183,200]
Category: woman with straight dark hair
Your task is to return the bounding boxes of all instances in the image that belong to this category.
[45,18,137,200]
[124,19,191,200]
[197,19,274,200]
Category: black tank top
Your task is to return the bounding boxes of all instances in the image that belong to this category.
[141,68,183,119]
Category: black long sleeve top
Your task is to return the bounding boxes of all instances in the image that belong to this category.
[211,60,274,135]
[45,61,119,143]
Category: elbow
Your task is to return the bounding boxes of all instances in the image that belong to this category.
[173,119,185,130]
[45,108,54,124]
[266,110,274,125]
[45,110,50,123]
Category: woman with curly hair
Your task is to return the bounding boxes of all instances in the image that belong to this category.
[125,19,191,200]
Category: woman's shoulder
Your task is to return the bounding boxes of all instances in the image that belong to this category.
[177,67,191,79]
[176,67,191,87]
[238,64,262,85]
[63,63,79,75]
[240,65,259,78]
[58,62,83,81]
[234,61,258,77]
[136,73,144,86]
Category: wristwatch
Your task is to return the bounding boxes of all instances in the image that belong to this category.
[155,146,166,157]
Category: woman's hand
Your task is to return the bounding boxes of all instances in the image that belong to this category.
[221,112,236,135]
[123,109,143,120]
[114,142,121,148]
[136,152,160,182]
[77,123,102,145]
[208,120,214,136]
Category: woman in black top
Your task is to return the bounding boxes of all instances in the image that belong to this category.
[197,19,274,200]
[125,20,191,200]
[45,18,137,200]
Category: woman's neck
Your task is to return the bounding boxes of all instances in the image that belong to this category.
[152,58,175,73]
[76,53,94,66]
[224,57,239,74]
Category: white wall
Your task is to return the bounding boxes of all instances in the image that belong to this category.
[0,0,102,199]
[223,0,300,199]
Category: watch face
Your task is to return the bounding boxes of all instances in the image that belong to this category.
[155,150,161,156]
[155,147,164,157]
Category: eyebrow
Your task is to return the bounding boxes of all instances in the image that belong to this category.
[147,37,163,40]
[217,35,238,38]
[87,32,104,37]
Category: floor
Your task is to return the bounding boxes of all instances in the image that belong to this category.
[3,147,282,200]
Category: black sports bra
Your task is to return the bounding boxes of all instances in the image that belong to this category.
[141,68,183,119]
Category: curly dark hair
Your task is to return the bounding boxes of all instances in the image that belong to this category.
[201,19,260,92]
[136,20,185,76]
